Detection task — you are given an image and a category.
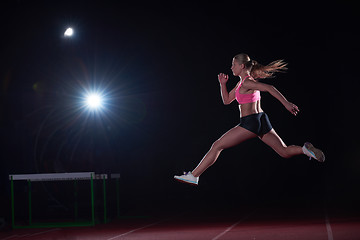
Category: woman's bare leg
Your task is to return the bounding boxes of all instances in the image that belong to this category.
[259,129,303,158]
[191,126,257,177]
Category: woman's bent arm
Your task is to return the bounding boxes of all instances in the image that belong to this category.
[218,73,236,105]
[220,83,236,105]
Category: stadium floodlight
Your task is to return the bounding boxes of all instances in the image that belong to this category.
[64,27,74,37]
[85,93,103,110]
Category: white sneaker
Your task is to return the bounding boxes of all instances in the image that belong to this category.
[302,142,325,162]
[174,172,199,186]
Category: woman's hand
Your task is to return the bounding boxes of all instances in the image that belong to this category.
[218,73,229,84]
[285,101,300,116]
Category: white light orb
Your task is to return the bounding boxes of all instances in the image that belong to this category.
[64,27,74,37]
[86,94,103,109]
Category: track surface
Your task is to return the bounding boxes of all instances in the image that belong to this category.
[1,208,360,240]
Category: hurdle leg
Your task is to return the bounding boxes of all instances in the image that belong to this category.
[74,180,78,221]
[103,175,107,223]
[116,178,120,218]
[91,174,95,226]
[28,180,32,226]
[10,176,15,228]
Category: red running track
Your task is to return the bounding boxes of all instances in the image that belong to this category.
[1,208,360,240]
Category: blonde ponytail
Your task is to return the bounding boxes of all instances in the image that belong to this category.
[234,53,288,79]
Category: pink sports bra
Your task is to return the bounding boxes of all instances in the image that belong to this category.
[235,75,261,104]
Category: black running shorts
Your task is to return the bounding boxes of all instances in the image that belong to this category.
[238,112,273,136]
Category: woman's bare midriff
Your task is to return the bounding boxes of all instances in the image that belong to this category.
[239,100,263,118]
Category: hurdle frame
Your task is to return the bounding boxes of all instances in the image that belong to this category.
[9,172,100,229]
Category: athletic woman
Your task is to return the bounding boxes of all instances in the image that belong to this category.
[174,53,325,185]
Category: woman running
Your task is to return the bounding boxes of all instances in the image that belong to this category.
[174,53,325,186]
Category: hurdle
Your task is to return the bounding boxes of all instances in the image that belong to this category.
[8,172,120,229]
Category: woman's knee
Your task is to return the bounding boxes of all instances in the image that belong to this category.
[212,139,224,151]
[278,147,292,158]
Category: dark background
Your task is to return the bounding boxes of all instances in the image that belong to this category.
[1,0,359,224]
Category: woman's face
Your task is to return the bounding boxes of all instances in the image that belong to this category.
[231,58,243,76]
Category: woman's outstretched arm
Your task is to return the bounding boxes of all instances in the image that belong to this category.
[243,80,300,116]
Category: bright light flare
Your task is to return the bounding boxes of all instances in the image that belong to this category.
[85,93,103,110]
[64,27,74,37]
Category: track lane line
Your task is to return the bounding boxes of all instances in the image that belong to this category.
[211,210,257,240]
[1,228,60,240]
[28,228,61,237]
[325,213,334,240]
[106,220,163,240]
[106,214,183,240]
